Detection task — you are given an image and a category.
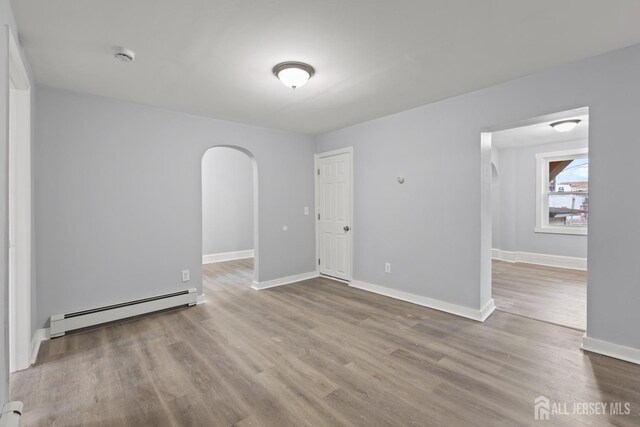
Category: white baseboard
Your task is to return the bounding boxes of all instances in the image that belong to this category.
[581,334,640,365]
[350,280,495,322]
[479,298,497,321]
[252,271,319,290]
[492,249,586,270]
[196,294,207,305]
[30,328,50,364]
[492,248,517,262]
[203,249,254,264]
[318,274,351,285]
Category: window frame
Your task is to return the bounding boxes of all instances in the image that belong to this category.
[535,148,588,236]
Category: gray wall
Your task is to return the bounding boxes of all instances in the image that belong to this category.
[202,147,254,255]
[1,0,34,404]
[315,44,640,351]
[34,86,315,330]
[492,139,588,258]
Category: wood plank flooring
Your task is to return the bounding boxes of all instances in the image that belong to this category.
[11,259,640,426]
[492,260,586,330]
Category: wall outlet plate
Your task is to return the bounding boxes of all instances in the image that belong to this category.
[385,263,391,274]
[182,270,190,282]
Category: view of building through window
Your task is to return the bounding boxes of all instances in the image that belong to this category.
[547,158,588,227]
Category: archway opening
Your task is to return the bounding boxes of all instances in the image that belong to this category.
[201,146,258,289]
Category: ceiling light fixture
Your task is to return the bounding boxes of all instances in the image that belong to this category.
[550,119,581,133]
[273,61,315,89]
[114,48,136,63]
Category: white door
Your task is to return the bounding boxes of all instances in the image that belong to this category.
[318,151,352,281]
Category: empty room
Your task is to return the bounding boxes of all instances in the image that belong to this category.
[2,1,640,426]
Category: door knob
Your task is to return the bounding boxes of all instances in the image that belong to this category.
[343,226,350,232]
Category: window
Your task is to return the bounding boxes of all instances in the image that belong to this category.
[535,148,588,235]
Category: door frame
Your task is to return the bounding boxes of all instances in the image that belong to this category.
[314,147,354,282]
[480,106,589,326]
[6,26,32,372]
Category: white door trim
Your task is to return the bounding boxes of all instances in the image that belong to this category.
[6,26,32,372]
[315,147,354,282]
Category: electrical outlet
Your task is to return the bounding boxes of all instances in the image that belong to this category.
[304,206,309,215]
[182,270,190,282]
[385,263,391,274]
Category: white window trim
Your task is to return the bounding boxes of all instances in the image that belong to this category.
[535,148,588,236]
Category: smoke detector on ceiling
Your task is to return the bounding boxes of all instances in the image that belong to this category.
[114,48,136,63]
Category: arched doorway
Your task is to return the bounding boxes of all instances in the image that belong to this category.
[201,146,258,287]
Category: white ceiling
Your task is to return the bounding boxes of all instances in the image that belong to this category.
[492,114,589,149]
[12,0,640,134]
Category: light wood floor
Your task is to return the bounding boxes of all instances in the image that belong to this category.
[492,260,586,330]
[12,259,640,426]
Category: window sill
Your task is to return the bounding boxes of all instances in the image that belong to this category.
[535,226,587,236]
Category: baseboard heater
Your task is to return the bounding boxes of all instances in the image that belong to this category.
[50,288,197,338]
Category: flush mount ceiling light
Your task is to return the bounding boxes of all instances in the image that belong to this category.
[114,48,136,63]
[273,61,315,89]
[550,119,581,133]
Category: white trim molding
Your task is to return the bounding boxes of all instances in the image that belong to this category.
[581,334,640,365]
[252,271,319,291]
[7,27,33,374]
[350,280,496,322]
[30,328,50,365]
[319,274,350,285]
[534,226,587,236]
[196,294,207,305]
[478,299,497,322]
[202,249,254,264]
[492,249,517,263]
[492,249,586,271]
